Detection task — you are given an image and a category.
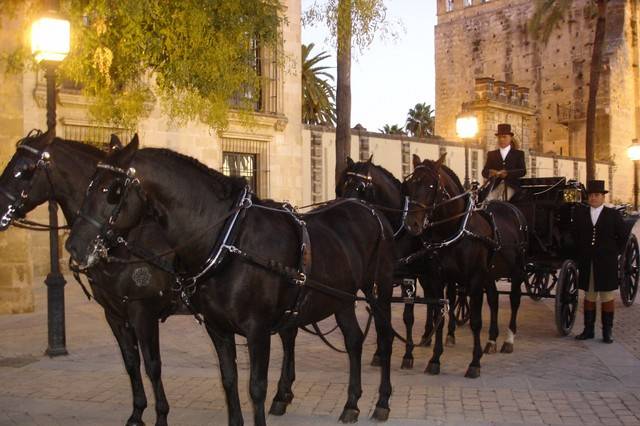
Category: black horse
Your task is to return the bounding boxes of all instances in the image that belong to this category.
[0,130,175,426]
[336,157,458,372]
[402,154,528,378]
[65,138,396,426]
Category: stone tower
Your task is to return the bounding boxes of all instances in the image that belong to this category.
[435,0,640,202]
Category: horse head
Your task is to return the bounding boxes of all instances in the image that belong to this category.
[66,134,145,267]
[403,153,464,236]
[0,129,58,230]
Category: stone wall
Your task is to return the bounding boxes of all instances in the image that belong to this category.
[435,0,638,203]
[0,17,34,314]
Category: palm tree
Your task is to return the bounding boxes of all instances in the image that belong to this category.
[335,0,352,181]
[379,124,406,135]
[406,103,435,138]
[302,43,336,126]
[529,0,607,181]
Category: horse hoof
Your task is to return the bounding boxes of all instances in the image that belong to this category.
[418,336,432,347]
[500,342,514,354]
[465,366,481,379]
[154,420,168,426]
[445,335,456,346]
[483,342,497,354]
[401,357,414,369]
[425,361,440,375]
[269,400,290,416]
[371,406,390,422]
[126,420,145,426]
[370,354,381,367]
[339,408,360,423]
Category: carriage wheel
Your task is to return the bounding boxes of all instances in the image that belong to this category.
[453,292,470,326]
[555,260,579,336]
[525,270,551,301]
[619,234,640,307]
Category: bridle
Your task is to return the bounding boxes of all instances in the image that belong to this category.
[344,170,375,197]
[0,140,54,228]
[403,164,452,230]
[75,162,141,260]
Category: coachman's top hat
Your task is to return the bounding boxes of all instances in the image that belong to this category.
[586,180,608,194]
[495,123,514,136]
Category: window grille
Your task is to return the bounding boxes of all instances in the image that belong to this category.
[221,138,270,197]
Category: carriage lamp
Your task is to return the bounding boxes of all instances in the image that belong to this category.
[456,115,478,190]
[31,7,71,357]
[628,140,640,210]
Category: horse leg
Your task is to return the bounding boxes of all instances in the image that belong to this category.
[501,274,523,354]
[401,302,415,369]
[335,307,364,423]
[129,308,169,426]
[465,283,484,379]
[371,297,394,421]
[419,277,434,347]
[269,327,298,415]
[247,330,271,426]
[207,326,243,426]
[426,282,445,375]
[105,314,147,426]
[445,282,457,346]
[484,281,499,354]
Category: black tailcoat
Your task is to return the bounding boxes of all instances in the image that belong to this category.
[571,204,626,292]
[481,148,526,189]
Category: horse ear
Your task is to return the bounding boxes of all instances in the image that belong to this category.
[436,152,447,167]
[368,154,374,163]
[412,154,422,168]
[109,134,123,151]
[113,134,139,166]
[346,156,355,168]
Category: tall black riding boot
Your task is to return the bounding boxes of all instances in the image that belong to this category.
[602,301,614,344]
[575,302,595,340]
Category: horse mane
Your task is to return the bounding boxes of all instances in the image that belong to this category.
[143,148,247,199]
[422,159,464,193]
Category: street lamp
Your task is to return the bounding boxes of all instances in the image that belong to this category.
[627,139,640,211]
[456,115,478,190]
[31,8,70,357]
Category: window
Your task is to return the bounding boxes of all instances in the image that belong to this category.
[464,0,473,6]
[531,156,537,178]
[221,138,270,197]
[63,123,134,150]
[471,150,479,181]
[229,37,280,114]
[446,0,454,12]
[222,152,258,192]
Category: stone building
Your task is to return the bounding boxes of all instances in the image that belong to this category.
[435,0,638,202]
[0,0,302,314]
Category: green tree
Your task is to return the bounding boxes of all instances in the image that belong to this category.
[302,43,336,126]
[304,0,393,181]
[529,0,607,181]
[0,0,283,129]
[405,102,434,138]
[379,124,405,135]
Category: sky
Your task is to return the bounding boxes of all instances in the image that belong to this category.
[301,0,437,132]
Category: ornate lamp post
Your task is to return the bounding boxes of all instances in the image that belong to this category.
[627,139,640,211]
[31,6,70,357]
[456,115,478,190]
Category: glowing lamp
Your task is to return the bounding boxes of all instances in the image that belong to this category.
[31,16,70,63]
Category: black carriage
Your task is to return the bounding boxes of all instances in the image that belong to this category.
[504,176,639,335]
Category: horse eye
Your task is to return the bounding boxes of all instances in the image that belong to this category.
[106,182,124,205]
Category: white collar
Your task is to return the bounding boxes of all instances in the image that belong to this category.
[590,205,604,225]
[499,145,511,159]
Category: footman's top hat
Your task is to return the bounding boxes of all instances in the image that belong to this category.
[495,123,514,136]
[586,180,608,194]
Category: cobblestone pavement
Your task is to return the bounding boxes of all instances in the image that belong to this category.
[0,276,639,426]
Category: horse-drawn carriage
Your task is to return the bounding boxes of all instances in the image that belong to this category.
[451,176,640,336]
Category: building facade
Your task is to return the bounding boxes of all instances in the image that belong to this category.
[0,0,302,314]
[435,0,639,202]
